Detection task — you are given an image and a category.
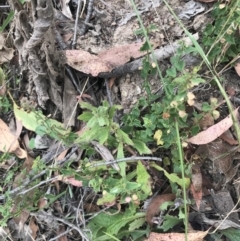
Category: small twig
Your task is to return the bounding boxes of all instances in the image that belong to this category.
[72,0,82,49]
[88,156,162,168]
[30,211,90,240]
[105,79,113,106]
[49,228,73,241]
[86,206,110,222]
[0,146,79,200]
[18,177,58,195]
[80,0,95,35]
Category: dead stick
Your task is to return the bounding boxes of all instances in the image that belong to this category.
[99,33,199,78]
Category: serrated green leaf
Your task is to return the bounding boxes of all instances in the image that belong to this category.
[97,193,116,205]
[87,116,98,128]
[132,139,152,154]
[79,101,97,111]
[107,212,144,235]
[160,214,182,232]
[140,41,151,51]
[137,161,151,195]
[166,66,177,77]
[98,116,107,126]
[128,217,145,231]
[98,127,109,144]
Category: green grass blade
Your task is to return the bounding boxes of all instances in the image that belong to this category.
[0,11,14,33]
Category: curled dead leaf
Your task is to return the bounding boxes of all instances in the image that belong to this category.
[146,193,175,225]
[187,108,239,145]
[0,119,27,158]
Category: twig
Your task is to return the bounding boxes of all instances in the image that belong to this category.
[80,0,95,35]
[105,79,113,106]
[49,228,73,241]
[88,156,162,168]
[30,211,90,240]
[98,33,199,78]
[0,146,79,200]
[72,0,82,49]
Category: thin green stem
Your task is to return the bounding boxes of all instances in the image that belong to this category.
[175,119,188,241]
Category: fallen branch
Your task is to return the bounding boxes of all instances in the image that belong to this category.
[98,33,199,78]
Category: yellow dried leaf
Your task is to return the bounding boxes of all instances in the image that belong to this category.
[154,130,164,145]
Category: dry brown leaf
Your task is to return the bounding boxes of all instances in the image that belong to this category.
[199,113,214,130]
[220,130,239,145]
[38,197,48,209]
[145,230,208,241]
[146,194,175,225]
[98,42,158,67]
[0,46,14,64]
[55,175,83,187]
[29,217,39,239]
[187,108,239,145]
[57,225,69,241]
[190,184,202,211]
[84,203,100,213]
[0,119,27,158]
[13,209,30,230]
[66,49,111,76]
[65,42,159,76]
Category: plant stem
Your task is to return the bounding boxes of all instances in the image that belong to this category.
[175,119,188,241]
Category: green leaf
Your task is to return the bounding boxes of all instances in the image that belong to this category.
[191,77,206,86]
[160,214,182,232]
[160,201,174,211]
[220,228,240,241]
[98,127,109,144]
[126,181,141,190]
[136,161,151,195]
[173,76,186,84]
[140,41,151,51]
[78,112,94,121]
[14,103,70,138]
[107,212,145,235]
[116,129,134,145]
[166,66,177,77]
[132,139,152,154]
[128,217,145,231]
[79,101,97,111]
[117,142,126,177]
[102,232,121,241]
[87,116,99,128]
[97,116,109,126]
[151,163,190,188]
[0,11,14,32]
[97,193,116,205]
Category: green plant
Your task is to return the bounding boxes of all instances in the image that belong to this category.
[202,1,240,65]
